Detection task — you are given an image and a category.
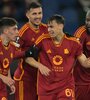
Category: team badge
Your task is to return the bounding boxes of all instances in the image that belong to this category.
[53,55,63,65]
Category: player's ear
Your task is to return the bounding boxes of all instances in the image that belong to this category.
[3,27,8,34]
[26,11,29,19]
[59,23,64,29]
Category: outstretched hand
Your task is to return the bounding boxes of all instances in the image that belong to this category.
[1,76,15,87]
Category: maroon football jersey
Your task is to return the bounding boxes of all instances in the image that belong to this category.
[35,34,82,95]
[0,39,24,76]
[74,26,90,85]
[14,22,48,81]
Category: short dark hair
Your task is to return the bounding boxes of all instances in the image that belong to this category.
[48,14,65,25]
[26,2,42,11]
[0,17,18,34]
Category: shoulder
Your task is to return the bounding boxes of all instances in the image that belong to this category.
[19,23,30,37]
[74,25,86,38]
[40,23,48,29]
[35,33,50,45]
[65,34,80,45]
[40,23,47,27]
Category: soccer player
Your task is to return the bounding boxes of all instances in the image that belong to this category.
[73,10,90,100]
[14,2,48,100]
[0,17,20,100]
[25,14,90,100]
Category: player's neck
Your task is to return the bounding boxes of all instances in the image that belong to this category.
[53,32,64,44]
[1,34,9,46]
[29,21,39,30]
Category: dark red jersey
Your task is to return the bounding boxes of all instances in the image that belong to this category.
[74,25,90,85]
[0,39,24,76]
[35,34,82,95]
[14,22,48,81]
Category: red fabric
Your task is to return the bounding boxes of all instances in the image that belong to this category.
[15,79,37,100]
[14,23,48,80]
[39,86,75,100]
[14,23,48,100]
[0,39,24,99]
[36,35,82,95]
[0,41,17,76]
[0,40,24,76]
[74,26,90,85]
[75,85,90,100]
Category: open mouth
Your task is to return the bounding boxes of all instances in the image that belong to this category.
[35,18,41,22]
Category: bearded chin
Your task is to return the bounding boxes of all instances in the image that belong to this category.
[86,28,90,35]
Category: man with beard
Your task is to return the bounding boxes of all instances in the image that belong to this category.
[14,2,48,100]
[74,10,90,100]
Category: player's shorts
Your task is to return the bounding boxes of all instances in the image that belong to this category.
[15,78,37,100]
[38,87,75,100]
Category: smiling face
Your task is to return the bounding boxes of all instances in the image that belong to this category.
[48,20,64,38]
[48,20,60,38]
[26,7,43,28]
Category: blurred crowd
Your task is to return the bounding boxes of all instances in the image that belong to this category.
[0,0,90,34]
[0,0,40,28]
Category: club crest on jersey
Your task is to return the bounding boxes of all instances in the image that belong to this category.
[64,48,69,54]
[53,55,63,65]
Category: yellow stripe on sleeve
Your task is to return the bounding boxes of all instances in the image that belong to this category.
[74,26,86,38]
[35,34,50,45]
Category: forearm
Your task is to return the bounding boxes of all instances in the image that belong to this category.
[81,59,90,68]
[25,57,51,76]
[78,54,90,68]
[25,57,42,69]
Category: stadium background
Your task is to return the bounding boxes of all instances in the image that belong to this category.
[0,0,90,34]
[0,0,90,99]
